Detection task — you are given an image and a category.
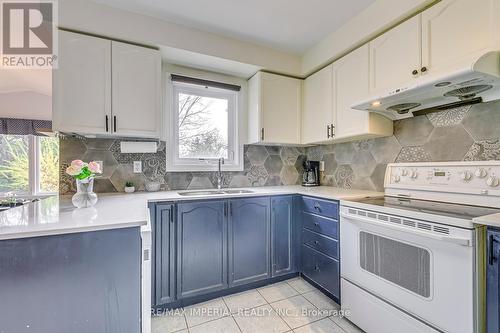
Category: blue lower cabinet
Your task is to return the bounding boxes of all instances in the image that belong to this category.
[271,196,296,277]
[0,228,141,333]
[229,197,271,286]
[150,194,342,308]
[299,196,340,301]
[487,228,500,333]
[151,203,176,306]
[301,244,340,299]
[177,200,228,299]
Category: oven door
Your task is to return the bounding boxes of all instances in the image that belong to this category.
[340,206,475,333]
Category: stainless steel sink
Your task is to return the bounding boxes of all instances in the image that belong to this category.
[178,190,225,196]
[177,189,255,196]
[222,190,255,194]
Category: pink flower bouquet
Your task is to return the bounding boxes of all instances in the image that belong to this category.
[65,160,102,180]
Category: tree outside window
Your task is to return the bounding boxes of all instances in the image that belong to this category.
[0,134,59,194]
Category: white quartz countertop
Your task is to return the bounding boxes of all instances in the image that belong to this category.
[473,213,500,228]
[0,186,382,240]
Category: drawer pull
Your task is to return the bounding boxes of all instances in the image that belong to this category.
[314,222,320,226]
[314,240,319,245]
[314,203,321,210]
[314,265,320,271]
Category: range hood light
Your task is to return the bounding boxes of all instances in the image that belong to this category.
[371,101,381,107]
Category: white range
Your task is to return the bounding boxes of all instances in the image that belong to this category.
[340,161,500,333]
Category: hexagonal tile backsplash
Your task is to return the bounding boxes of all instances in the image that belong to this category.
[59,100,500,194]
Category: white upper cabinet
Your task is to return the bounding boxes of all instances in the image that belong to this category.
[369,15,422,94]
[53,30,111,135]
[53,31,161,138]
[111,42,161,138]
[301,65,333,144]
[421,0,500,78]
[334,45,393,141]
[368,0,500,94]
[248,72,301,145]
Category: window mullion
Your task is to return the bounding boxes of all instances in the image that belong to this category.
[28,135,39,196]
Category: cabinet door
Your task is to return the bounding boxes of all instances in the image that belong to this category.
[111,41,161,138]
[302,64,333,144]
[228,197,271,286]
[177,200,228,298]
[261,73,302,144]
[152,203,175,306]
[422,0,500,77]
[271,196,295,277]
[369,15,422,93]
[53,31,111,135]
[334,45,393,141]
[487,229,500,333]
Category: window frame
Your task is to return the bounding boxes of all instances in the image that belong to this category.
[165,72,244,172]
[0,134,58,197]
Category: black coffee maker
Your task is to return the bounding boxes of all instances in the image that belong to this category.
[302,161,320,187]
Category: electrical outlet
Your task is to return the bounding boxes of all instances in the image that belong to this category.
[319,161,325,172]
[133,161,142,173]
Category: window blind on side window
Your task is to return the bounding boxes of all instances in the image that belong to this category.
[170,74,241,92]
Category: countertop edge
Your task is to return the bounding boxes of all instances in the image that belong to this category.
[0,219,147,241]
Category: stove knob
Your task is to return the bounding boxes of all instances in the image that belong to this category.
[460,170,473,181]
[410,170,418,179]
[401,169,409,176]
[487,176,499,187]
[393,175,401,183]
[475,168,488,178]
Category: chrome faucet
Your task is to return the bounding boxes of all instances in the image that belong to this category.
[217,158,224,189]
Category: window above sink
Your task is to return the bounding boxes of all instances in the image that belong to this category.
[164,67,247,173]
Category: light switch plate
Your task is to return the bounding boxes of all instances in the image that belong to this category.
[133,161,142,173]
[319,161,325,172]
[95,161,103,172]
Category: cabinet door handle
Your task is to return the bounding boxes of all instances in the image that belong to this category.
[412,69,419,75]
[327,125,331,138]
[421,66,428,73]
[314,222,320,227]
[330,124,335,138]
[489,235,499,265]
[105,115,109,132]
[261,128,265,141]
[229,202,233,216]
[113,116,117,133]
[224,202,228,217]
[169,208,174,223]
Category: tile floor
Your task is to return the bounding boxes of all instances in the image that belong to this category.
[152,277,364,333]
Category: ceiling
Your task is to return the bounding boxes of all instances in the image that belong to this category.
[91,0,376,54]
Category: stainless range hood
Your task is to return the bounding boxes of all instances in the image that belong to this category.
[352,51,500,120]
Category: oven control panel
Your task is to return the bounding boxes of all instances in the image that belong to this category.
[385,161,500,191]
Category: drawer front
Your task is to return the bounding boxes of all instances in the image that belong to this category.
[302,212,338,239]
[302,197,339,219]
[301,245,340,298]
[302,229,339,259]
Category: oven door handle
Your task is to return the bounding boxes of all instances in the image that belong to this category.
[341,214,473,247]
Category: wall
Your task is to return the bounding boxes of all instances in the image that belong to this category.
[305,101,500,191]
[59,101,500,193]
[301,0,436,75]
[0,92,52,120]
[59,0,301,77]
[59,141,307,194]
